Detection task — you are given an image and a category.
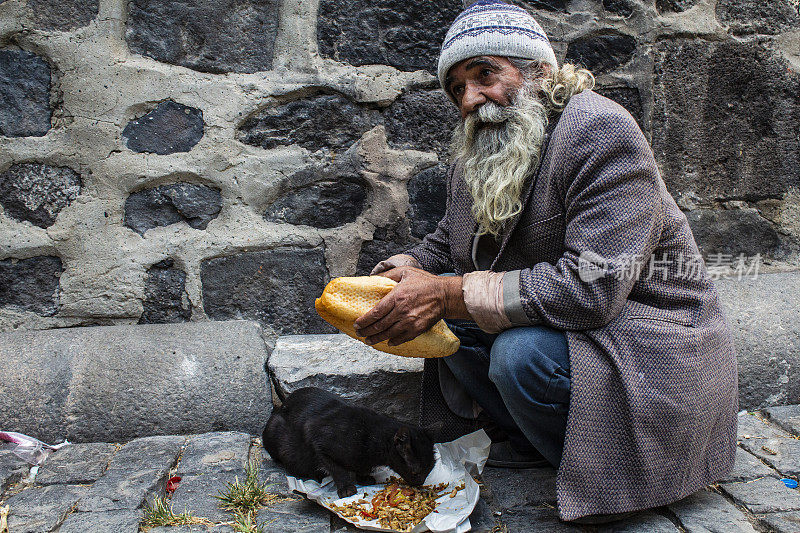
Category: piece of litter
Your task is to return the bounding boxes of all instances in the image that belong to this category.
[166,476,182,494]
[761,446,778,455]
[0,431,69,466]
[0,504,9,533]
[782,478,799,489]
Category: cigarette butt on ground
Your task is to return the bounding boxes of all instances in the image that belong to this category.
[0,504,9,533]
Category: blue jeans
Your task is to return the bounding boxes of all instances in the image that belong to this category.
[443,320,571,467]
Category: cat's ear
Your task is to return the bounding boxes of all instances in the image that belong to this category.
[393,426,410,446]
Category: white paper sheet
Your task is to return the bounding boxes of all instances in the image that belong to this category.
[286,430,491,533]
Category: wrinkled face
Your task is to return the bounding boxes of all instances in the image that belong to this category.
[445,55,525,118]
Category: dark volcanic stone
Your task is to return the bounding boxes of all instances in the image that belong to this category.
[407,164,448,239]
[264,177,368,229]
[656,0,699,13]
[603,0,634,17]
[0,163,81,227]
[237,93,376,153]
[28,0,99,31]
[138,259,191,324]
[686,208,780,258]
[384,89,460,157]
[0,49,51,137]
[124,182,222,235]
[122,100,204,155]
[595,86,644,130]
[717,0,800,35]
[126,0,280,74]
[201,247,332,335]
[356,222,414,275]
[0,256,62,316]
[565,33,636,74]
[317,0,462,73]
[652,40,800,202]
[515,0,569,12]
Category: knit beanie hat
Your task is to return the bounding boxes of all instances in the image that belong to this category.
[438,0,558,92]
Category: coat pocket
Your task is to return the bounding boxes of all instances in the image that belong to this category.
[624,300,694,327]
[515,212,565,247]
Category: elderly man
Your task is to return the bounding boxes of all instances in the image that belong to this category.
[354,0,738,523]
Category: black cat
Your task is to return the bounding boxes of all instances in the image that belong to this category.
[263,387,436,498]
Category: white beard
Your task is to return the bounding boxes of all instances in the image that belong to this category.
[449,82,549,237]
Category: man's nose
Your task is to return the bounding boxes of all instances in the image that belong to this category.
[460,85,487,117]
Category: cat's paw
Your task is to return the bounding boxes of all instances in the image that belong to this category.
[337,484,357,498]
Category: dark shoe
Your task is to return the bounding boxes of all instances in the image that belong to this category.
[486,441,550,468]
[475,410,509,443]
[568,511,637,525]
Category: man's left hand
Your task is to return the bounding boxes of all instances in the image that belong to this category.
[353,267,464,347]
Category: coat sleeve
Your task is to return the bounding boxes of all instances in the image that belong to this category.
[514,107,664,331]
[404,165,455,275]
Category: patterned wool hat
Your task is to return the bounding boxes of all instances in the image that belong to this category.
[438,0,558,92]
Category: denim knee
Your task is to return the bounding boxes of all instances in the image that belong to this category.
[487,326,571,412]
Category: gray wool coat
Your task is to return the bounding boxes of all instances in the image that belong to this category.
[405,90,738,520]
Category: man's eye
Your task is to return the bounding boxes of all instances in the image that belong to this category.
[452,86,464,97]
[480,68,493,77]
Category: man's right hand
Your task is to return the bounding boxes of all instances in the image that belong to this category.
[370,254,422,276]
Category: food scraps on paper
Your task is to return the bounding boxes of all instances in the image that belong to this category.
[330,478,466,532]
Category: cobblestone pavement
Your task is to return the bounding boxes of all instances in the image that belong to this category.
[2,406,799,532]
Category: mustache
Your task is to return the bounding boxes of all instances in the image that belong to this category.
[474,100,512,124]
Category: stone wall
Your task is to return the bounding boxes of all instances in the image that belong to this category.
[0,0,798,337]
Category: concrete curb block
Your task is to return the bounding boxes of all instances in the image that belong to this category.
[0,320,271,443]
[716,272,800,409]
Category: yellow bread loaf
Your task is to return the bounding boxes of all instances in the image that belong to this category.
[314,276,460,358]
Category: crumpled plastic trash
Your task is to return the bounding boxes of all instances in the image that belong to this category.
[0,431,69,466]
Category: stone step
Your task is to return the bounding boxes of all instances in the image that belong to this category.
[715,272,800,409]
[0,321,271,443]
[268,334,424,424]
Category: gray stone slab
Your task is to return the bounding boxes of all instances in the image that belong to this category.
[0,321,271,442]
[77,435,184,512]
[0,450,29,492]
[177,432,250,476]
[56,510,141,533]
[37,442,117,485]
[720,448,778,482]
[669,489,758,532]
[715,273,800,409]
[720,476,800,513]
[170,471,243,522]
[757,511,800,533]
[257,456,294,497]
[269,334,424,424]
[599,512,680,532]
[737,412,791,440]
[255,496,331,532]
[738,436,800,477]
[468,497,498,533]
[481,466,558,509]
[6,484,87,533]
[148,526,234,533]
[497,507,581,532]
[765,405,800,435]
